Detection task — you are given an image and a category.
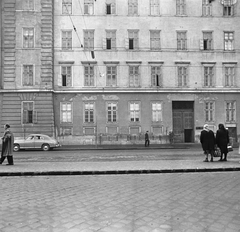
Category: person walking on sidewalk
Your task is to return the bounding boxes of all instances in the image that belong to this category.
[200,124,215,162]
[145,131,150,147]
[216,123,230,162]
[0,124,14,165]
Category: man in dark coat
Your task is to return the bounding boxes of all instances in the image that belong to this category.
[216,123,229,161]
[145,131,150,147]
[0,124,14,165]
[200,124,215,162]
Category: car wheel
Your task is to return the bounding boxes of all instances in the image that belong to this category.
[42,144,50,151]
[13,144,20,152]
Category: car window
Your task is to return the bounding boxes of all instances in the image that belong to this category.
[26,136,34,140]
[35,136,44,140]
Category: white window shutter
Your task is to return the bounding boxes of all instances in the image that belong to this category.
[125,38,129,49]
[102,38,106,49]
[58,74,62,86]
[200,39,204,50]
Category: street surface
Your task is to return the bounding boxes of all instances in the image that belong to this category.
[1,172,240,232]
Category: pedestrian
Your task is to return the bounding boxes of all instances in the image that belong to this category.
[145,131,150,147]
[200,124,215,162]
[0,124,14,165]
[216,123,230,162]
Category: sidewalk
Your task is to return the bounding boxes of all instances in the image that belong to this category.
[1,144,240,176]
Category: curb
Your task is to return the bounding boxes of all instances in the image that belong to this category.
[1,167,240,176]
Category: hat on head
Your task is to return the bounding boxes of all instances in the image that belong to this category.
[203,124,209,129]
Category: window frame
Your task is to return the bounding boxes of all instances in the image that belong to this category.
[62,0,72,14]
[106,102,118,123]
[23,27,34,48]
[177,31,187,50]
[22,101,36,124]
[128,65,140,87]
[202,31,213,51]
[106,65,117,87]
[84,102,95,123]
[225,101,236,123]
[60,102,73,123]
[129,102,140,123]
[204,101,215,123]
[202,63,215,87]
[105,30,116,50]
[22,64,34,86]
[150,0,159,16]
[23,0,34,11]
[176,0,186,16]
[128,30,139,50]
[60,65,72,87]
[151,101,162,122]
[150,65,162,87]
[202,0,212,16]
[84,0,94,15]
[61,30,72,50]
[150,30,161,50]
[223,63,236,87]
[224,31,234,51]
[128,0,138,16]
[106,0,116,15]
[84,30,94,50]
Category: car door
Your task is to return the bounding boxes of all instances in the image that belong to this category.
[34,135,44,149]
[24,135,35,148]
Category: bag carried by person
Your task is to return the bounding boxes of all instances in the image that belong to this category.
[214,147,221,157]
[227,145,233,152]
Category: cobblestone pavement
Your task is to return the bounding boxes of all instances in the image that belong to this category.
[1,172,240,232]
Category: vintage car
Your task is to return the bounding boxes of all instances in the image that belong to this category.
[13,134,61,151]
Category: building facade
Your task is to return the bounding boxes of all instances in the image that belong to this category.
[1,0,240,146]
[0,0,55,137]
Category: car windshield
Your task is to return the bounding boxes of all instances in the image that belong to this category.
[26,136,34,140]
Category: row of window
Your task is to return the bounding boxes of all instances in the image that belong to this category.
[21,0,236,17]
[22,100,236,125]
[21,63,237,88]
[61,0,236,17]
[23,27,235,51]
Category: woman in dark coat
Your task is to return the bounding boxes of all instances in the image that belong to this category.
[200,124,215,162]
[0,124,14,165]
[216,124,229,161]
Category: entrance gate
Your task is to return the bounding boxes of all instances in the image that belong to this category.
[172,101,194,143]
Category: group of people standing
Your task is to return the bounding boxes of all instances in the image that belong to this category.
[200,123,230,162]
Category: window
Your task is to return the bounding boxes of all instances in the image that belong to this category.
[23,0,34,10]
[106,66,117,87]
[129,65,140,87]
[107,102,117,123]
[205,101,215,122]
[223,5,234,16]
[202,0,212,16]
[62,30,72,50]
[224,66,235,87]
[84,30,94,50]
[127,30,139,50]
[150,0,159,15]
[202,32,213,50]
[203,66,214,87]
[177,31,187,50]
[151,66,162,87]
[150,30,160,50]
[84,0,94,15]
[105,30,116,50]
[62,0,72,14]
[176,0,186,16]
[130,102,140,122]
[226,101,236,122]
[23,28,34,48]
[23,65,33,86]
[84,65,95,86]
[60,66,72,87]
[177,66,188,87]
[106,0,116,14]
[84,103,94,123]
[23,102,36,124]
[60,102,72,123]
[152,102,162,122]
[224,32,234,51]
[128,0,138,15]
